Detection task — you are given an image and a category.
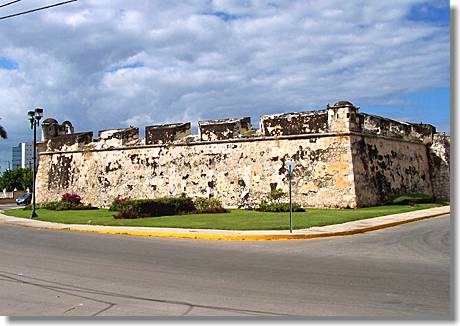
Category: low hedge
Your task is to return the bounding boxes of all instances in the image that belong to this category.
[114,196,196,219]
[194,197,227,213]
[24,201,97,211]
[113,196,228,219]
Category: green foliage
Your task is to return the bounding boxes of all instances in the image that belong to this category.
[5,203,445,230]
[193,197,227,213]
[0,168,32,191]
[115,196,196,219]
[258,188,304,212]
[32,192,97,211]
[258,199,305,212]
[0,121,7,139]
[267,189,287,203]
[109,195,131,211]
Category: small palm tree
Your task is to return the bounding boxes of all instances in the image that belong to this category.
[0,122,6,139]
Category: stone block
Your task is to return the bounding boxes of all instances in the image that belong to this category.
[199,117,251,141]
[98,128,139,144]
[47,132,93,151]
[145,123,191,145]
[260,110,328,136]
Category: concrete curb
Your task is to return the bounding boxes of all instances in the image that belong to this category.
[0,206,450,241]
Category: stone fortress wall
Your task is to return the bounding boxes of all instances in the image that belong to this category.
[35,101,450,208]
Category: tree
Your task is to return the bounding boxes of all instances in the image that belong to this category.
[0,119,6,139]
[0,168,32,191]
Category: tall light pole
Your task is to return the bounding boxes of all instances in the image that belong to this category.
[286,161,295,233]
[28,108,43,219]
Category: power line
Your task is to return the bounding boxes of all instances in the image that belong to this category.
[0,0,21,9]
[0,0,78,20]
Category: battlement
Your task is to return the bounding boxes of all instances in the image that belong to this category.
[46,132,94,151]
[260,110,328,136]
[198,117,251,141]
[146,122,191,145]
[40,101,438,152]
[36,100,449,209]
[357,113,436,144]
[98,127,139,143]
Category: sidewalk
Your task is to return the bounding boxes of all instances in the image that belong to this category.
[0,206,450,241]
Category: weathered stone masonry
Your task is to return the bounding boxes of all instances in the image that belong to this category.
[36,101,450,208]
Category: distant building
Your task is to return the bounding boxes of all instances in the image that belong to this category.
[11,142,36,169]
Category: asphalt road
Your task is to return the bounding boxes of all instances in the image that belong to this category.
[0,213,451,318]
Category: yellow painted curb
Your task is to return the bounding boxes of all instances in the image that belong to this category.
[52,211,448,241]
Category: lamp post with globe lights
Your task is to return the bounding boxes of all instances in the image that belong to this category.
[28,108,43,218]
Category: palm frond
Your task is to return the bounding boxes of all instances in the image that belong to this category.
[0,125,7,139]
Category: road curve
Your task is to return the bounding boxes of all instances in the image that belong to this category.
[0,215,450,317]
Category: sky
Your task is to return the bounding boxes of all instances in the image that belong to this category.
[0,0,451,173]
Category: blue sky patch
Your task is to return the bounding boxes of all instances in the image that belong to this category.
[109,62,144,73]
[0,57,18,70]
[365,87,450,134]
[407,1,449,26]
[201,11,240,21]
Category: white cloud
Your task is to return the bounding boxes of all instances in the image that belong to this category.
[0,0,450,168]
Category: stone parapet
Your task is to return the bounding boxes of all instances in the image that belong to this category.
[46,132,93,151]
[36,102,449,209]
[145,123,191,145]
[98,127,139,143]
[260,110,328,136]
[198,117,251,141]
[357,113,435,144]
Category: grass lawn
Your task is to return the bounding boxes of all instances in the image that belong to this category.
[3,202,445,230]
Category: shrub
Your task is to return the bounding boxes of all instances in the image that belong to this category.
[258,200,304,212]
[115,204,139,219]
[36,193,97,211]
[257,188,305,212]
[61,193,81,204]
[114,196,196,219]
[267,189,286,203]
[194,197,227,213]
[109,194,131,211]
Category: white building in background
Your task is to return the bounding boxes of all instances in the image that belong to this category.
[12,142,36,169]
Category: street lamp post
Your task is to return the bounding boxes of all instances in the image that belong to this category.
[286,161,296,233]
[28,108,43,219]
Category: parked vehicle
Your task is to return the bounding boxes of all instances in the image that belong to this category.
[16,193,32,205]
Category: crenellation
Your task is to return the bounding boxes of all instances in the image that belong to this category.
[47,132,93,152]
[199,117,251,141]
[98,127,139,142]
[36,101,450,208]
[145,122,191,145]
[260,110,328,136]
[358,113,435,143]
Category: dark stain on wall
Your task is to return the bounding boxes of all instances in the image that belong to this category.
[353,137,432,206]
[48,155,73,190]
